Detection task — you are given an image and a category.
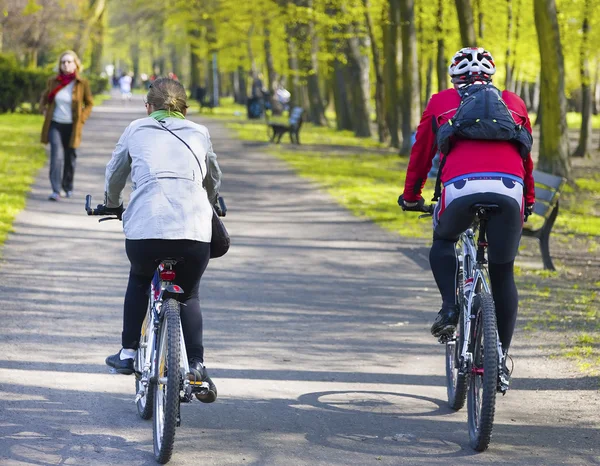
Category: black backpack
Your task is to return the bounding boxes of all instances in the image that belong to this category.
[432,84,533,201]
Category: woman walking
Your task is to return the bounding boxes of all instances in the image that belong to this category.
[40,50,93,200]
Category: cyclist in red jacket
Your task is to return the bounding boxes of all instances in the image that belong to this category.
[398,48,535,387]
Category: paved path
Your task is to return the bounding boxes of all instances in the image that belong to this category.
[0,94,598,466]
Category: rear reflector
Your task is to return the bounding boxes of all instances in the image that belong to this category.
[160,270,176,281]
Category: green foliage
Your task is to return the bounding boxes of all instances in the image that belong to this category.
[0,114,47,247]
[0,59,51,113]
[86,74,109,95]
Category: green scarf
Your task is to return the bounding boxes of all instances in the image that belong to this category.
[150,109,185,121]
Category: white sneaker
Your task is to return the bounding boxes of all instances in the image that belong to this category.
[66,191,73,198]
[48,192,60,201]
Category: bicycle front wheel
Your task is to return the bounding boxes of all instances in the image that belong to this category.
[467,292,498,451]
[153,299,182,464]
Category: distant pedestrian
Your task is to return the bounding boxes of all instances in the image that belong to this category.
[40,50,93,201]
[119,73,133,100]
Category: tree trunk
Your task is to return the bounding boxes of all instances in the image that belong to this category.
[436,0,448,91]
[89,9,104,75]
[332,60,353,131]
[130,43,139,86]
[454,0,477,47]
[399,0,420,155]
[263,18,276,97]
[505,0,514,91]
[572,0,592,158]
[533,0,570,178]
[424,57,434,106]
[364,0,388,142]
[345,31,372,137]
[285,22,302,109]
[189,27,202,92]
[383,0,400,147]
[476,0,484,41]
[73,0,107,58]
[236,66,247,104]
[304,0,327,125]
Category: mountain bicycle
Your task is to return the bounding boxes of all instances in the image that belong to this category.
[85,195,214,464]
[406,201,507,452]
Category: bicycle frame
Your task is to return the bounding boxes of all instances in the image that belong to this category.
[458,223,503,373]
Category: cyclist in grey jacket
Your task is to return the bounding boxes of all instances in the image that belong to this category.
[103,78,221,403]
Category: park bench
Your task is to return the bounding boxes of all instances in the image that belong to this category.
[194,87,214,112]
[521,169,567,271]
[268,106,304,144]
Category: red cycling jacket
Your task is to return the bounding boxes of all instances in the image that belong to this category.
[402,87,535,206]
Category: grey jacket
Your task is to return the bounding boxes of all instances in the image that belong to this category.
[105,117,222,242]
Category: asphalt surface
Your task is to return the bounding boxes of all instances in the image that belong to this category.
[0,93,598,466]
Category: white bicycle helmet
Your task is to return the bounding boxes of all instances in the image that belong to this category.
[449,47,496,84]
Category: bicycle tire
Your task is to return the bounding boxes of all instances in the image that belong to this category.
[153,299,182,464]
[446,308,467,410]
[467,292,498,451]
[446,251,468,410]
[135,325,155,420]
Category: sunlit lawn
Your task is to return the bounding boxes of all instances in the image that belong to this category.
[0,114,46,246]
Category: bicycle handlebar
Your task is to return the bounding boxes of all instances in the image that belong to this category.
[85,195,123,222]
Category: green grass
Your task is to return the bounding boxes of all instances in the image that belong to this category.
[0,113,47,246]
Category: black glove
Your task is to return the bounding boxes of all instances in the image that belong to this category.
[96,203,124,218]
[524,203,534,222]
[213,195,227,217]
[398,194,425,212]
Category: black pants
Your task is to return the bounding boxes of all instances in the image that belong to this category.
[429,193,522,350]
[48,121,77,193]
[122,239,211,362]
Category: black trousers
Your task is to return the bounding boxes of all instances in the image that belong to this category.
[122,239,211,362]
[48,121,77,193]
[429,193,522,350]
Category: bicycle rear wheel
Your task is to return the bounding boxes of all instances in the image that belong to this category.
[467,292,498,451]
[153,299,182,464]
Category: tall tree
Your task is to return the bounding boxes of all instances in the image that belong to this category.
[436,0,448,92]
[572,0,592,158]
[533,0,570,177]
[454,0,476,46]
[364,0,388,142]
[73,0,107,57]
[345,27,372,137]
[505,0,514,90]
[399,0,420,155]
[383,0,400,147]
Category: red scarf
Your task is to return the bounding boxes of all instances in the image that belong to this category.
[47,73,77,103]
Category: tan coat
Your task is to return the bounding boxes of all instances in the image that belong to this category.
[40,75,94,149]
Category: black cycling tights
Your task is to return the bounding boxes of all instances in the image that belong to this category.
[430,240,518,351]
[122,239,210,362]
[429,192,523,351]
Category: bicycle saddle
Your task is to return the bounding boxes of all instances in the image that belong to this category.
[155,257,185,265]
[470,203,501,216]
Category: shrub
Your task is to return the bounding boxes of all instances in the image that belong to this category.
[87,74,109,95]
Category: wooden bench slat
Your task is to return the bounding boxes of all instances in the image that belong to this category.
[535,186,559,204]
[532,201,551,217]
[533,169,565,190]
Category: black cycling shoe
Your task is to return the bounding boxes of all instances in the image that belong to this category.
[105,351,135,375]
[189,360,217,403]
[430,304,460,337]
[497,353,513,394]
